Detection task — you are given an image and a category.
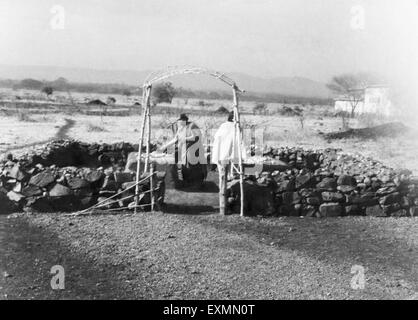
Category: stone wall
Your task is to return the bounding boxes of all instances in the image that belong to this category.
[0,140,164,214]
[1,141,417,218]
[227,147,418,217]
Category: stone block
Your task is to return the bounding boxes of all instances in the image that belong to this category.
[49,183,73,197]
[319,203,342,217]
[337,174,356,186]
[321,191,344,203]
[29,170,55,188]
[316,177,337,191]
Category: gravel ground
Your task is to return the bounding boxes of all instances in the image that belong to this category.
[1,212,417,300]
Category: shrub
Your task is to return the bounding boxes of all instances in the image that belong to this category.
[294,105,303,114]
[253,102,267,115]
[41,86,54,97]
[198,100,206,107]
[277,105,301,117]
[106,96,116,105]
[215,106,229,114]
[298,114,305,129]
[152,82,176,104]
[87,123,107,132]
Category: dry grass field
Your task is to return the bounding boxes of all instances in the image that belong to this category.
[1,100,418,174]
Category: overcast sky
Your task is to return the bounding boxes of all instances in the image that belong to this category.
[0,0,417,83]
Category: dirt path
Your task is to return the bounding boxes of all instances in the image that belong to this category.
[1,212,417,300]
[55,118,75,140]
[3,118,75,154]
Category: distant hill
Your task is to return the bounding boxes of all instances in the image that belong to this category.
[0,64,331,98]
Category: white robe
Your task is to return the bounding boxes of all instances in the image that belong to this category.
[211,122,246,164]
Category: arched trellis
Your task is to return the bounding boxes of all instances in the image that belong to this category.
[134,66,245,216]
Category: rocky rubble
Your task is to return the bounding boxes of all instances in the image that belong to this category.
[227,147,418,217]
[0,140,164,214]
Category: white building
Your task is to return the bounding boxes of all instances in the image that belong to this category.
[334,86,394,116]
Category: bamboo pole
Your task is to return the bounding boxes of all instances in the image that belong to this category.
[218,164,227,215]
[134,86,149,213]
[144,86,152,174]
[70,202,157,216]
[233,86,245,217]
[73,173,153,215]
[150,165,154,211]
[143,85,154,211]
[94,186,158,210]
[251,125,256,156]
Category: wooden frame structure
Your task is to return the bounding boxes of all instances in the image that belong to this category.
[134,66,246,216]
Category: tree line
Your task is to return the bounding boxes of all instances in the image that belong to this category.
[0,77,334,105]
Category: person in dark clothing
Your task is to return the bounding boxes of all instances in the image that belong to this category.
[159,114,207,187]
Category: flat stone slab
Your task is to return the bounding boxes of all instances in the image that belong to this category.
[164,183,219,214]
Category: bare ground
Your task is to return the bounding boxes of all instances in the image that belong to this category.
[1,212,417,300]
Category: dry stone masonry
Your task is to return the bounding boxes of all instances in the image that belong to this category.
[227,147,418,218]
[0,140,164,214]
[1,140,417,218]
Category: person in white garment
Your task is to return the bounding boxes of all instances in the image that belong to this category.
[211,111,246,170]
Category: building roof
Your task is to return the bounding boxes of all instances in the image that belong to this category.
[364,84,389,89]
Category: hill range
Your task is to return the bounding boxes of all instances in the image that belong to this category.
[0,64,331,98]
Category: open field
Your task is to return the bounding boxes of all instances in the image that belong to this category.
[1,107,418,174]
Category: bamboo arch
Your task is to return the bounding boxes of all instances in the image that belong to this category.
[135,66,245,216]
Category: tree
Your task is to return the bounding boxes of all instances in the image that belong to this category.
[152,82,176,104]
[20,78,43,90]
[106,96,116,105]
[253,102,267,115]
[52,77,69,90]
[327,73,379,117]
[41,86,54,98]
[54,77,76,105]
